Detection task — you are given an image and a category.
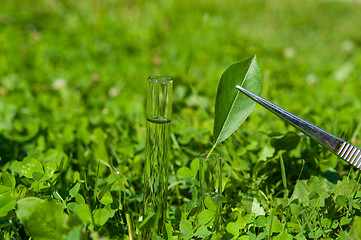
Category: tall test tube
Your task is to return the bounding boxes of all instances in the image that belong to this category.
[198,152,222,234]
[143,76,173,239]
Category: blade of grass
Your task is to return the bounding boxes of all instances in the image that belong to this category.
[93,161,100,205]
[302,212,315,238]
[280,154,288,198]
[126,213,135,240]
[297,159,305,182]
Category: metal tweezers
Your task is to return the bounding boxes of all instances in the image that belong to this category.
[236,85,361,170]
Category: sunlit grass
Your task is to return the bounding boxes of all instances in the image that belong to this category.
[1,0,361,239]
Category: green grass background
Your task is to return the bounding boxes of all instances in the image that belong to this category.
[1,0,361,239]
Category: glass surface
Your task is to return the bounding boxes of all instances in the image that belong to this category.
[198,152,222,234]
[146,76,173,121]
[143,76,173,239]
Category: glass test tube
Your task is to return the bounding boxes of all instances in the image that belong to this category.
[143,76,173,239]
[199,152,222,233]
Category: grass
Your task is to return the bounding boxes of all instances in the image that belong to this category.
[1,0,361,239]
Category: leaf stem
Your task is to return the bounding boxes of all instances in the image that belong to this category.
[206,143,217,159]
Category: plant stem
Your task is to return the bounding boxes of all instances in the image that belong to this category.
[206,143,217,159]
[126,213,134,240]
[297,159,305,182]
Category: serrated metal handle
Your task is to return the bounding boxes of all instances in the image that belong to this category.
[337,142,361,169]
[236,85,361,170]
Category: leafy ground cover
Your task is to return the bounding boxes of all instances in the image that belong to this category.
[1,0,361,239]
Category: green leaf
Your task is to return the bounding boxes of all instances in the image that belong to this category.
[280,154,287,190]
[241,197,265,216]
[255,215,267,228]
[16,197,71,240]
[0,185,12,194]
[236,215,248,229]
[198,209,215,225]
[335,179,356,197]
[93,208,111,226]
[63,227,82,240]
[321,218,332,229]
[75,193,85,204]
[290,204,301,217]
[40,161,58,181]
[271,132,300,151]
[32,172,44,182]
[266,215,282,233]
[97,183,113,204]
[255,232,268,240]
[274,232,294,240]
[177,167,193,179]
[190,158,200,175]
[67,202,78,212]
[213,56,262,146]
[251,198,265,216]
[74,203,92,223]
[165,222,173,239]
[290,180,308,202]
[287,220,301,233]
[309,192,319,200]
[44,149,69,170]
[294,233,307,240]
[340,216,352,226]
[335,195,348,207]
[1,171,16,189]
[226,222,240,236]
[259,144,275,161]
[69,183,80,198]
[18,157,44,179]
[239,236,251,240]
[0,191,15,217]
[180,219,193,239]
[349,216,361,240]
[99,191,113,205]
[204,196,218,211]
[194,225,211,238]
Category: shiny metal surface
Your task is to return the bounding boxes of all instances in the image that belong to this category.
[236,85,361,170]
